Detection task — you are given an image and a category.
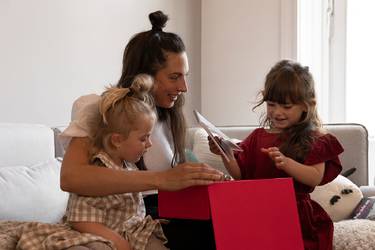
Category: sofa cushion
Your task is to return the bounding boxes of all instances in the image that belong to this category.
[192,128,229,175]
[0,158,69,223]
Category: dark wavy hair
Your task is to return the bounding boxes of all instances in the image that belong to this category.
[254,60,322,162]
[116,11,187,167]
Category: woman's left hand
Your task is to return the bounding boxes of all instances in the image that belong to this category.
[261,147,290,170]
[156,162,224,191]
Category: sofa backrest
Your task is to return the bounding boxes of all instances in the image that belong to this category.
[187,123,368,186]
[0,123,55,166]
[0,123,69,223]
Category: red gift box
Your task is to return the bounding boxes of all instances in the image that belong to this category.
[158,178,304,250]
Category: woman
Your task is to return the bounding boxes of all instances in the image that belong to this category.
[60,10,220,250]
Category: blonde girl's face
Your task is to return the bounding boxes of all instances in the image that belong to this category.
[114,114,155,163]
[152,51,189,108]
[266,101,307,131]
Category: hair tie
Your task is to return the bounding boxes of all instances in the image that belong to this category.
[151,26,162,32]
[127,87,134,96]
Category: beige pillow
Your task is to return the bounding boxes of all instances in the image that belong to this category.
[192,128,230,175]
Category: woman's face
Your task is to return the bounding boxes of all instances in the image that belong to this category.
[152,52,189,108]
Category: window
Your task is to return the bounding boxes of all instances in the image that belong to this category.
[346,0,375,134]
[298,0,374,185]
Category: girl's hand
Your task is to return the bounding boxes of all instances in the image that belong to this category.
[261,147,325,187]
[261,147,290,170]
[157,162,224,191]
[208,136,223,155]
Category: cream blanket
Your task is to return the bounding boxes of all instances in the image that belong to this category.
[334,219,375,250]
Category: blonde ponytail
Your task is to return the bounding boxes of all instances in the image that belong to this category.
[90,74,156,155]
[100,87,131,124]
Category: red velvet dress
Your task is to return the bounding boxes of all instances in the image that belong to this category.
[235,128,344,250]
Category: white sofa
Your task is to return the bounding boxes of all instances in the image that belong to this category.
[0,122,374,249]
[0,123,68,223]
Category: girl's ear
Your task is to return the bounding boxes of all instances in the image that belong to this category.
[303,103,308,112]
[303,100,315,112]
[306,99,316,112]
[110,133,123,148]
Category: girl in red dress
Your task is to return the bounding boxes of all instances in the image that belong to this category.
[209,60,343,250]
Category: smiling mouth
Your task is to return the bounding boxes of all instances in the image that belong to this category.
[168,94,179,101]
[274,118,286,122]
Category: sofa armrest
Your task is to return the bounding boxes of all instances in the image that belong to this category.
[360,186,375,198]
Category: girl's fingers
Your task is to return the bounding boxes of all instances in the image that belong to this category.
[268,147,279,152]
[261,147,279,153]
[260,148,269,153]
[261,147,286,166]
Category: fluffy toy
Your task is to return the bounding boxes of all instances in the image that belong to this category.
[311,168,363,222]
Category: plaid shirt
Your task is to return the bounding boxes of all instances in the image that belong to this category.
[65,152,166,250]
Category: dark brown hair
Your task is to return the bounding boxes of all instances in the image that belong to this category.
[254,60,322,162]
[116,11,187,166]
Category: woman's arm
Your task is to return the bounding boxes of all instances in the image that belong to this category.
[60,137,223,196]
[261,147,325,187]
[71,222,130,250]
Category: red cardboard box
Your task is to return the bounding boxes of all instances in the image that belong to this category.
[158,178,304,250]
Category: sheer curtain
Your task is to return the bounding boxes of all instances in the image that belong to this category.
[298,0,374,185]
[346,0,375,185]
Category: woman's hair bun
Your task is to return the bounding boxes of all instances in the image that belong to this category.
[149,10,168,31]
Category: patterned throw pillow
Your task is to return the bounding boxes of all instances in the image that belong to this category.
[351,197,375,220]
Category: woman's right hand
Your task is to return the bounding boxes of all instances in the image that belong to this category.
[156,162,224,191]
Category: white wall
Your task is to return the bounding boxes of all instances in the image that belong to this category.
[0,0,296,127]
[0,0,201,126]
[201,0,296,126]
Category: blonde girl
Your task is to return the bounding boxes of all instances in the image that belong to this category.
[65,74,167,250]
